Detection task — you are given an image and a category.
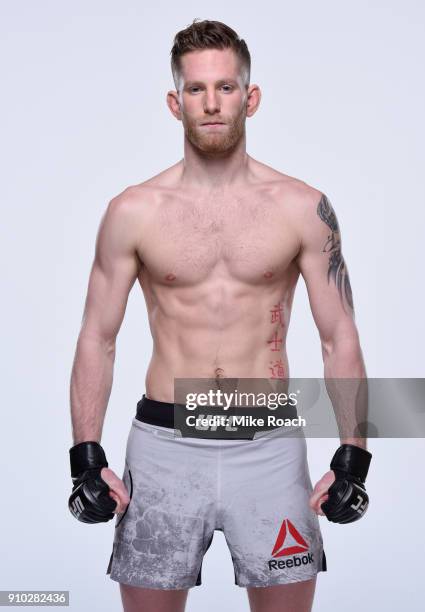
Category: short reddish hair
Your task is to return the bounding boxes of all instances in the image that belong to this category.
[170,19,251,88]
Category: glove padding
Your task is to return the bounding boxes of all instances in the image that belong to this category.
[321,444,372,524]
[68,441,117,524]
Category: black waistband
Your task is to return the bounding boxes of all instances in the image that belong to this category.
[136,395,176,428]
[135,394,299,433]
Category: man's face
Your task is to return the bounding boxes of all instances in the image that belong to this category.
[176,48,249,155]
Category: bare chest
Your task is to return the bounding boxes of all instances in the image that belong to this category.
[139,192,300,286]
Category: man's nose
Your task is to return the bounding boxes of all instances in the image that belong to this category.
[203,88,220,114]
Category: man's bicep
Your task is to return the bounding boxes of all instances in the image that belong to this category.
[297,193,355,343]
[80,197,141,343]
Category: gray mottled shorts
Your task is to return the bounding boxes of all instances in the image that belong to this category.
[106,418,327,589]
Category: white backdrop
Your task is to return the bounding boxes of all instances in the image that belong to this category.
[1,1,424,610]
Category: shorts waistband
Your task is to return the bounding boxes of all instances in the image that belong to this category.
[136,395,176,428]
[135,394,302,440]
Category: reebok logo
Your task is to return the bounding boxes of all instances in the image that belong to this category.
[272,518,309,557]
[268,518,314,571]
[268,553,314,571]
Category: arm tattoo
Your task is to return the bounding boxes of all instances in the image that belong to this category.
[317,194,354,311]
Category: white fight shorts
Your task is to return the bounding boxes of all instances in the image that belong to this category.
[107,396,327,589]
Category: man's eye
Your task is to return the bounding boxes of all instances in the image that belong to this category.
[188,85,233,93]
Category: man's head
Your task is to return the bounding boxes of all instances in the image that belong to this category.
[167,19,261,156]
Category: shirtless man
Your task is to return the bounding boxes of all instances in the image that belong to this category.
[68,19,372,612]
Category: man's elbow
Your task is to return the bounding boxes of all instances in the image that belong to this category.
[320,325,362,362]
[77,327,117,357]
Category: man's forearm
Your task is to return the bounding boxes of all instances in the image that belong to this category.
[70,333,116,444]
[323,342,368,450]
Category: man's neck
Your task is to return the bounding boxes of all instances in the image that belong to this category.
[179,136,251,192]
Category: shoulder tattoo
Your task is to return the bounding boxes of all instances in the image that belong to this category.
[317,193,354,312]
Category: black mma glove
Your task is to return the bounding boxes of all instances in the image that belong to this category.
[68,441,117,524]
[321,444,372,524]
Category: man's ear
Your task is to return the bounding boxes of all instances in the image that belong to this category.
[166,90,182,121]
[246,84,262,118]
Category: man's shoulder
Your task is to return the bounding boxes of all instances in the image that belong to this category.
[266,178,323,222]
[107,164,180,218]
[251,159,322,206]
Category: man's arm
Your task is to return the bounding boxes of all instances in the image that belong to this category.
[296,190,372,523]
[296,190,367,448]
[70,191,141,444]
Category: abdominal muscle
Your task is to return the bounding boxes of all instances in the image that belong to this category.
[141,273,294,403]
